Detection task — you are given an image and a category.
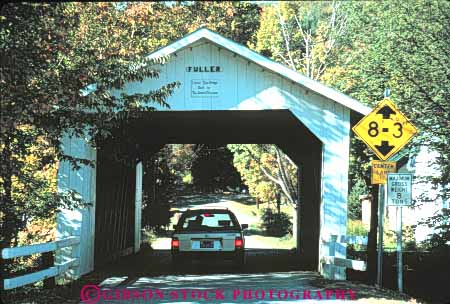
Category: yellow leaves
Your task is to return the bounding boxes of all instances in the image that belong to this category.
[16,124,33,132]
[217,21,226,28]
[249,159,259,170]
[255,181,277,203]
[29,78,38,87]
[226,6,234,17]
[35,164,58,185]
[25,154,38,164]
[118,47,127,56]
[18,215,57,245]
[78,23,88,39]
[12,175,25,192]
[97,2,109,9]
[124,2,153,25]
[261,152,275,165]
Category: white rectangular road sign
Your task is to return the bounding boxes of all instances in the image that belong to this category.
[387,173,413,206]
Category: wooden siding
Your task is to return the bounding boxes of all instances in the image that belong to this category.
[94,150,136,267]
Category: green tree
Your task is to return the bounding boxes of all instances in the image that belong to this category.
[348,179,368,221]
[228,145,298,206]
[254,1,347,81]
[1,1,262,257]
[1,2,178,255]
[227,144,298,242]
[166,144,201,185]
[336,0,449,201]
[191,144,243,192]
[417,208,450,251]
[172,1,262,46]
[142,146,175,232]
[327,0,449,282]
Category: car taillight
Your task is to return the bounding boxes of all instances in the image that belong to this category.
[171,238,179,249]
[235,237,243,248]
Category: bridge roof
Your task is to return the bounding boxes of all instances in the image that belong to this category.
[147,28,371,115]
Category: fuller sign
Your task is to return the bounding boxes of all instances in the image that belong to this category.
[352,99,418,160]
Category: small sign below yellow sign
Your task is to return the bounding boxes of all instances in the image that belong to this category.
[352,99,418,160]
[371,160,396,184]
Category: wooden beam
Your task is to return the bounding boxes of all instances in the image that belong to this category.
[1,237,80,259]
[322,256,367,271]
[3,258,79,290]
[343,235,368,246]
[57,258,80,275]
[321,234,368,245]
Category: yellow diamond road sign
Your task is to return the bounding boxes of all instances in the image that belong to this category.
[353,98,418,161]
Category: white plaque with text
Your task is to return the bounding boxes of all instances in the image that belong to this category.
[191,79,220,98]
[387,173,413,206]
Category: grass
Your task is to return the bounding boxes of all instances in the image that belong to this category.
[248,234,296,249]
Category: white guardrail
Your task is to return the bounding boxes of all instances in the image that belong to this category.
[1,236,80,290]
[321,234,368,272]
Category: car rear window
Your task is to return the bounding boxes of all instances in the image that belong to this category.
[177,211,239,231]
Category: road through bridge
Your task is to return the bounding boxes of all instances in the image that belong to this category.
[69,247,410,304]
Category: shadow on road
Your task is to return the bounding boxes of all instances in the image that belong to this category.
[171,193,256,209]
[2,246,422,304]
[71,247,416,303]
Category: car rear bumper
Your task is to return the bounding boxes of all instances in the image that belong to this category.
[172,250,244,261]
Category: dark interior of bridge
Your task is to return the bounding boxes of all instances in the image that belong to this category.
[94,110,322,271]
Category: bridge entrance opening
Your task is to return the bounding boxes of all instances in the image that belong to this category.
[93,110,322,271]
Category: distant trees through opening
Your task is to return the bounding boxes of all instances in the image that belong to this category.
[139,143,299,251]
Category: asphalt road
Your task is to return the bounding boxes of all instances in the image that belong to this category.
[75,248,414,304]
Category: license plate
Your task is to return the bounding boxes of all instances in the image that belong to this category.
[200,240,214,248]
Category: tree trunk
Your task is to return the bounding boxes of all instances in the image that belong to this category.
[295,166,302,254]
[276,192,281,215]
[367,185,379,284]
[293,204,299,252]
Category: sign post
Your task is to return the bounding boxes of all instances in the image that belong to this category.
[371,160,396,286]
[376,183,385,286]
[353,96,417,288]
[396,206,403,293]
[370,159,396,287]
[387,173,413,293]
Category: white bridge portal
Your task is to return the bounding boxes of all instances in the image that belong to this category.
[56,28,370,280]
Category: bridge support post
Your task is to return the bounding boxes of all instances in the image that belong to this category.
[134,161,143,252]
[56,134,96,279]
[318,117,350,280]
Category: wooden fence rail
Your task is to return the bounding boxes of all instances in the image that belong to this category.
[321,234,368,279]
[1,236,80,290]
